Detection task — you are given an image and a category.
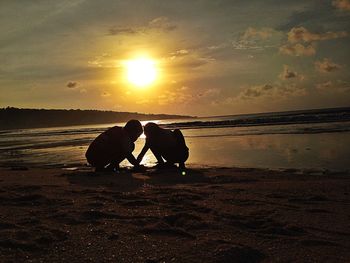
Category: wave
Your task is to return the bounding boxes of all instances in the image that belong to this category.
[162,108,350,130]
[185,124,350,138]
[0,138,91,151]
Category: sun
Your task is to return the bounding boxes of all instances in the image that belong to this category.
[125,57,157,87]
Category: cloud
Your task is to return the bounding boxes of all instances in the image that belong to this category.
[315,81,333,90]
[240,84,274,99]
[287,27,348,43]
[101,91,111,97]
[280,27,348,56]
[87,53,112,68]
[333,0,350,11]
[315,58,342,73]
[174,49,189,55]
[239,83,306,100]
[241,27,275,40]
[107,16,176,36]
[148,16,176,31]
[166,55,209,70]
[197,88,221,98]
[279,65,304,80]
[170,49,190,59]
[231,27,280,51]
[156,87,220,106]
[66,81,78,88]
[279,43,316,56]
[207,43,228,50]
[316,80,350,92]
[279,65,296,79]
[157,90,193,106]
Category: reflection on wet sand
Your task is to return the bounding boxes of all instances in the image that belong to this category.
[1,124,350,171]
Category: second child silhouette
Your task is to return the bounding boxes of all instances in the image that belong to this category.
[137,122,189,169]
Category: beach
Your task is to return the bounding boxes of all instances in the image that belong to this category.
[0,166,349,262]
[1,109,350,262]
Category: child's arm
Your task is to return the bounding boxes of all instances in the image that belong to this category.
[125,152,139,166]
[137,142,149,164]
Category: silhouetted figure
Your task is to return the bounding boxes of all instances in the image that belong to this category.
[137,122,189,169]
[86,120,143,171]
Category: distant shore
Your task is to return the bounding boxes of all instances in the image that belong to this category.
[0,166,349,262]
[0,107,195,130]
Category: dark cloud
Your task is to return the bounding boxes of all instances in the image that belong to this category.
[66,81,78,88]
[241,84,274,98]
[107,16,176,36]
[101,91,111,97]
[279,65,303,80]
[239,83,306,99]
[108,27,137,35]
[166,57,209,70]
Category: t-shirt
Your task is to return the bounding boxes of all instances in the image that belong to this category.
[104,126,134,154]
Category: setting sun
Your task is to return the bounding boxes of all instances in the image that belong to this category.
[125,58,157,87]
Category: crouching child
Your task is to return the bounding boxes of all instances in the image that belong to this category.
[86,119,143,171]
[137,122,189,169]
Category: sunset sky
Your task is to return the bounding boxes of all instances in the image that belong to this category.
[1,0,349,116]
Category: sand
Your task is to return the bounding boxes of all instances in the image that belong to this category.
[0,166,349,262]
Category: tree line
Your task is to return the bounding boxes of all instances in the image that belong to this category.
[0,107,193,130]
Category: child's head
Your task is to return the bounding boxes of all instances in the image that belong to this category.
[124,120,143,142]
[144,122,161,138]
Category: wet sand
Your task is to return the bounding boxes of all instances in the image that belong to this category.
[0,166,349,262]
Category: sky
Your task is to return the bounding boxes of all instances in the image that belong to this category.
[0,0,349,116]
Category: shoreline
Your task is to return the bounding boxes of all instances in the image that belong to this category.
[0,166,349,262]
[2,163,349,176]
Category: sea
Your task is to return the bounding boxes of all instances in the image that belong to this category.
[1,107,350,172]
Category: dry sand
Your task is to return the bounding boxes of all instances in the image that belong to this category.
[0,166,349,262]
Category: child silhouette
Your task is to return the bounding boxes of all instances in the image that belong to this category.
[86,119,143,171]
[137,122,189,169]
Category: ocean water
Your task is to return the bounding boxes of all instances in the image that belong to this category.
[1,108,350,171]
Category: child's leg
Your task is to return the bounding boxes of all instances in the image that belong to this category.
[173,129,189,164]
[109,153,126,170]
